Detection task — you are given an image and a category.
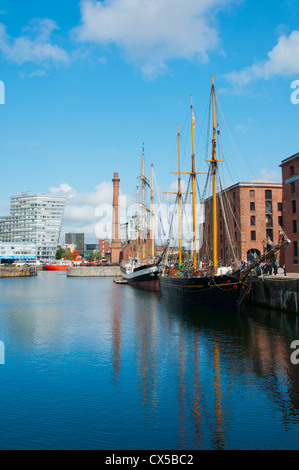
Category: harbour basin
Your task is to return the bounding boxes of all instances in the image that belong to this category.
[0,271,298,449]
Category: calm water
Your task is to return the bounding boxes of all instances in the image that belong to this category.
[0,271,299,450]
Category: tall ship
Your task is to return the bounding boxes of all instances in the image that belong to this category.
[120,148,160,292]
[159,77,290,312]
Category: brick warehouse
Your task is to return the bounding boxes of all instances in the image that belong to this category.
[280,152,299,273]
[203,181,283,265]
[120,230,152,263]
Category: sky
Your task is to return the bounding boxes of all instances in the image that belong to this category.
[0,0,298,242]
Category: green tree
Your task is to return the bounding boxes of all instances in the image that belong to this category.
[56,248,65,260]
[88,250,95,262]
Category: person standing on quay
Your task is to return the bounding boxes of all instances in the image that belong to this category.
[283,264,287,276]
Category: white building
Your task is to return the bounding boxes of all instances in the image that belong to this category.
[120,216,139,243]
[0,193,66,261]
[0,242,37,263]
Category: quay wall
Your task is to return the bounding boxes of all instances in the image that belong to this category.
[248,276,299,313]
[67,266,121,278]
[0,266,37,278]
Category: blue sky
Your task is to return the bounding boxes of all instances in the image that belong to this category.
[0,0,298,241]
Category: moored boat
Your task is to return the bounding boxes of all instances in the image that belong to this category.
[114,278,128,285]
[121,148,161,292]
[120,260,160,291]
[159,77,290,312]
[45,260,71,271]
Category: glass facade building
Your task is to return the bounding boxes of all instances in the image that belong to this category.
[0,242,37,262]
[0,193,66,261]
[65,233,84,256]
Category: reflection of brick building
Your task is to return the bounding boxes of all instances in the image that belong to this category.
[280,152,299,273]
[203,181,282,264]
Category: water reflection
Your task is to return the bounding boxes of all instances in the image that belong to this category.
[135,290,158,418]
[213,333,224,450]
[165,301,299,448]
[1,274,299,449]
[111,287,121,387]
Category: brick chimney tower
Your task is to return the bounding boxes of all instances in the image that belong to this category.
[111,172,122,263]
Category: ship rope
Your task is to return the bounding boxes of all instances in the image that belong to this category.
[153,167,168,243]
[209,277,248,291]
[160,194,180,272]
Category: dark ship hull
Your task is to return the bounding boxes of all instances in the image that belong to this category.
[159,273,250,312]
[120,263,160,292]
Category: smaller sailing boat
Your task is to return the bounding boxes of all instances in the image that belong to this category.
[159,77,290,312]
[120,148,160,292]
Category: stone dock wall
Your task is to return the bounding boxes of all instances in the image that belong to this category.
[0,266,37,278]
[248,274,299,313]
[67,266,121,278]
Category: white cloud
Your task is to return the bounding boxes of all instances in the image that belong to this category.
[49,183,77,198]
[50,181,133,242]
[50,180,186,243]
[74,0,235,76]
[234,123,248,133]
[249,168,281,184]
[19,69,47,79]
[259,168,281,183]
[0,18,69,65]
[226,30,299,86]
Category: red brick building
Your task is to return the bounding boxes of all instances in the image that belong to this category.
[203,181,283,264]
[280,152,299,273]
[98,239,111,259]
[120,231,152,263]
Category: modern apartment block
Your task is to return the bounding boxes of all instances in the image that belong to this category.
[0,193,66,261]
[280,152,299,273]
[0,242,37,263]
[120,216,138,243]
[203,181,283,264]
[65,233,84,256]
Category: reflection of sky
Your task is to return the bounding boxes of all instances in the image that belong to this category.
[0,273,299,449]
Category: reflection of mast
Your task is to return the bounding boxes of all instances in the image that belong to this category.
[192,331,202,449]
[136,300,157,417]
[111,292,121,387]
[178,325,187,448]
[214,332,224,449]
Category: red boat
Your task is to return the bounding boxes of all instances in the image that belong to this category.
[45,261,71,271]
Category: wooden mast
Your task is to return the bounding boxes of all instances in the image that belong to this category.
[139,145,151,261]
[136,176,139,262]
[151,164,155,259]
[178,124,182,266]
[142,147,145,260]
[164,124,187,266]
[211,76,218,275]
[191,96,197,270]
